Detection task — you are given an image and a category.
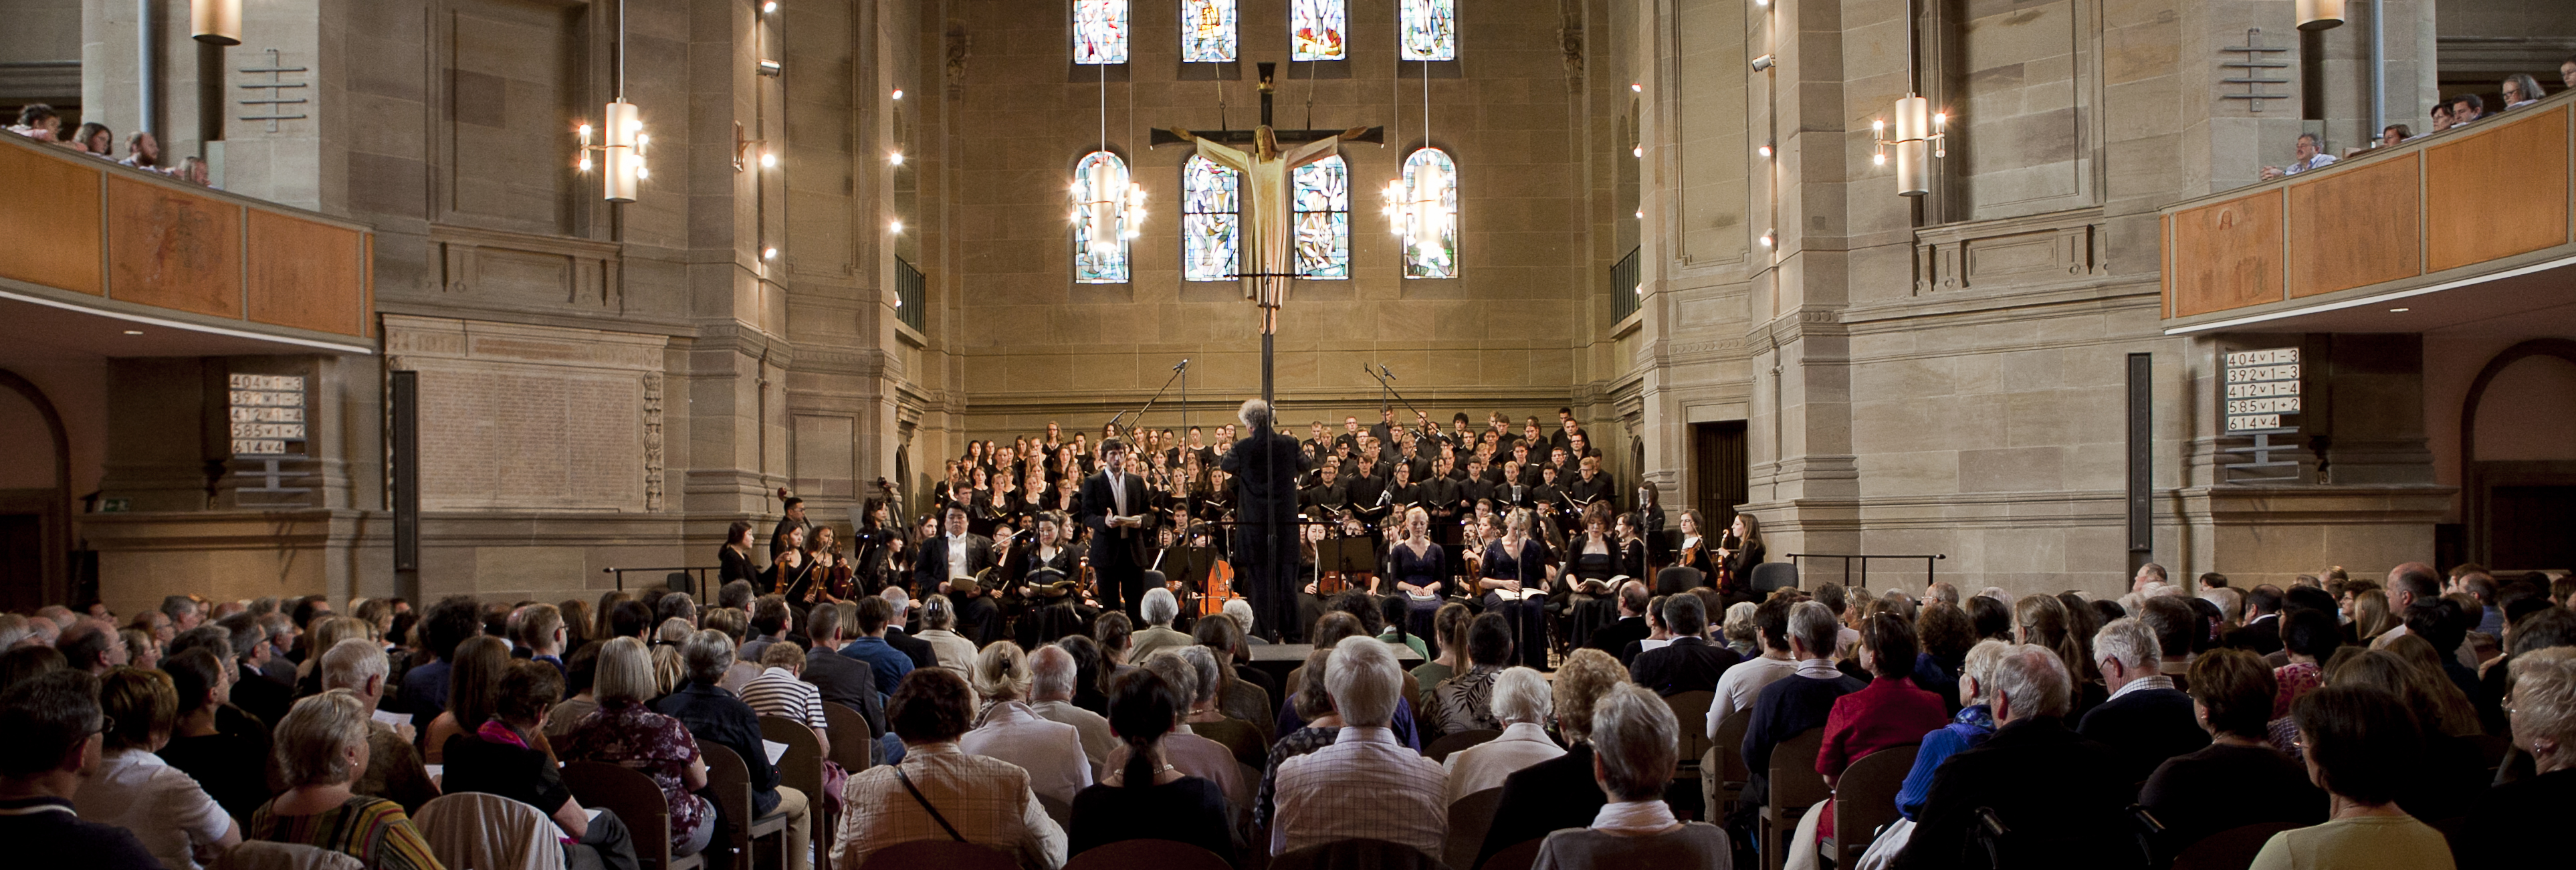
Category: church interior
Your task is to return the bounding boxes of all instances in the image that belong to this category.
[1,0,2575,866]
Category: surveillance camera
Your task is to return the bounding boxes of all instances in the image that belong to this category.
[1750,54,1776,72]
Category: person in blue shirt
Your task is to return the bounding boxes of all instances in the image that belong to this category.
[837,594,915,697]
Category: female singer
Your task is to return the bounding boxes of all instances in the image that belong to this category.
[763,527,812,597]
[1480,509,1551,671]
[1560,503,1621,651]
[965,439,989,475]
[1634,485,1668,570]
[852,498,898,595]
[1719,512,1767,603]
[1387,508,1446,640]
[1673,509,1714,594]
[718,520,760,590]
[1614,513,1648,582]
[804,526,853,603]
[966,465,998,537]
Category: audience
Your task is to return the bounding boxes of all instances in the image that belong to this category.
[799,603,886,736]
[2463,646,2576,867]
[1893,645,2139,869]
[742,641,833,759]
[1737,601,1864,826]
[2249,685,2456,870]
[2078,616,2208,783]
[1028,643,1115,772]
[1441,665,1564,802]
[1067,668,1238,863]
[833,667,1066,870]
[1629,592,1739,695]
[558,637,715,857]
[657,628,811,870]
[76,667,241,870]
[0,669,165,868]
[1479,648,1630,867]
[318,637,439,812]
[1423,612,1513,738]
[249,691,442,870]
[839,595,916,697]
[1128,649,1253,814]
[915,594,979,673]
[1174,645,1265,767]
[1531,683,1733,869]
[1271,637,1446,857]
[962,640,1093,807]
[441,659,639,869]
[1870,639,2008,863]
[1791,612,1948,869]
[2138,649,2325,860]
[158,646,274,822]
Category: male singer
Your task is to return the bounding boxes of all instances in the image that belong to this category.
[1080,438,1155,618]
[1220,399,1311,642]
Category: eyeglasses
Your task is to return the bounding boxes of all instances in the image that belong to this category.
[93,714,117,738]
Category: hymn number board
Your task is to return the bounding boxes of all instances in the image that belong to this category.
[2220,348,2301,483]
[230,373,314,496]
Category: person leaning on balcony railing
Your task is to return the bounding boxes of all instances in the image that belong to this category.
[2343,124,2413,159]
[2500,74,2547,110]
[8,103,61,142]
[2561,55,2575,92]
[2447,94,2488,126]
[2260,133,2337,181]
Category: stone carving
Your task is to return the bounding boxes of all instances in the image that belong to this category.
[946,21,972,98]
[643,372,665,511]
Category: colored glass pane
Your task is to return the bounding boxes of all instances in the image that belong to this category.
[1400,0,1456,62]
[1182,155,1241,282]
[1072,150,1132,283]
[1400,148,1457,279]
[1290,0,1345,61]
[1181,0,1238,63]
[1074,0,1129,65]
[1293,155,1350,278]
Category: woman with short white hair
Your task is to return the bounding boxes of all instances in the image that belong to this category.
[1530,683,1732,868]
[2462,647,2576,866]
[1440,665,1564,803]
[915,594,978,674]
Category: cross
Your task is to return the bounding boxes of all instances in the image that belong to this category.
[1156,62,1382,406]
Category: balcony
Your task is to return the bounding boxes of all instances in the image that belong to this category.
[0,134,374,356]
[2160,92,2575,336]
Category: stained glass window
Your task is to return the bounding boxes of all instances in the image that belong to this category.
[1400,148,1458,279]
[1181,0,1237,63]
[1073,0,1129,65]
[1290,0,1346,62]
[1400,0,1456,61]
[1072,150,1134,283]
[1182,155,1240,282]
[1293,154,1350,279]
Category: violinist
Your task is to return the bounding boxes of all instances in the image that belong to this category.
[770,493,812,562]
[1673,508,1715,594]
[1387,508,1446,639]
[1717,512,1766,604]
[718,520,761,590]
[1293,520,1331,642]
[764,526,813,598]
[802,525,854,603]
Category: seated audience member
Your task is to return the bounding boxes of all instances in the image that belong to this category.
[1709,595,1801,737]
[2139,649,2325,859]
[2248,685,2456,870]
[657,629,812,870]
[800,603,887,736]
[838,595,915,697]
[421,635,513,764]
[1794,612,1949,869]
[318,637,439,813]
[833,668,1066,870]
[1441,665,1564,804]
[441,660,639,870]
[157,646,275,822]
[1531,683,1734,869]
[914,595,979,673]
[1721,601,1761,658]
[1869,640,2010,863]
[1191,615,1276,744]
[542,641,604,738]
[2260,132,2337,179]
[76,667,240,870]
[2079,617,2209,782]
[213,615,294,730]
[0,670,163,869]
[741,641,833,758]
[1028,644,1115,773]
[1068,669,1237,864]
[1131,588,1195,660]
[2272,609,2340,719]
[2464,647,2576,867]
[399,596,482,728]
[2323,649,2487,821]
[1477,649,1631,868]
[1630,592,1740,695]
[1271,637,1447,857]
[1424,613,1514,739]
[1174,645,1265,768]
[1123,651,1251,810]
[1588,580,1653,658]
[1253,646,1342,835]
[1893,645,2140,870]
[559,637,715,857]
[1737,601,1864,825]
[2501,73,2546,109]
[2227,585,2286,655]
[962,641,1093,807]
[248,691,442,870]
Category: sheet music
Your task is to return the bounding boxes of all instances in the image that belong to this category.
[764,740,790,765]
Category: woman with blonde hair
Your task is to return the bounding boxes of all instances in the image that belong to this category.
[2348,590,2395,644]
[247,691,441,870]
[651,617,694,696]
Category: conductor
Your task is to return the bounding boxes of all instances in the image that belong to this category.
[1220,399,1311,642]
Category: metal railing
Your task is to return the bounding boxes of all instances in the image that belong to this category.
[895,257,926,331]
[1784,552,1947,590]
[601,566,720,595]
[1610,246,1642,322]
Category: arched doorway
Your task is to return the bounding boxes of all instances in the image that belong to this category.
[0,369,72,612]
[2460,339,2576,569]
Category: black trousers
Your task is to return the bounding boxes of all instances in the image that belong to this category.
[1097,542,1147,620]
[1237,514,1300,642]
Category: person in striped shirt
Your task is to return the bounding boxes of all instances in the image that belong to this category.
[742,642,832,759]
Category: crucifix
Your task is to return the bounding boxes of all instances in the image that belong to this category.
[1156,62,1381,405]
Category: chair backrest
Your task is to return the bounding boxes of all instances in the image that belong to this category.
[1832,744,1919,863]
[1713,708,1753,785]
[1424,728,1503,762]
[1664,690,1715,770]
[413,791,570,870]
[700,742,756,856]
[1038,792,1075,831]
[855,840,1019,870]
[1749,562,1799,593]
[1766,728,1829,810]
[824,701,876,771]
[214,841,365,870]
[1064,839,1233,870]
[1480,836,1545,870]
[1656,566,1703,596]
[1272,837,1450,870]
[758,714,827,837]
[2169,821,2301,870]
[562,760,677,870]
[1444,786,1506,870]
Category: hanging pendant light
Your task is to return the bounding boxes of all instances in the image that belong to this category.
[2296,0,2345,30]
[1871,0,1950,197]
[575,0,647,202]
[191,0,242,45]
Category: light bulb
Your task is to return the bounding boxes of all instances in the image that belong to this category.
[628,118,643,132]
[1632,144,1643,158]
[578,156,593,171]
[763,247,778,260]
[889,151,904,165]
[636,132,650,147]
[1873,152,1887,165]
[1756,0,1769,6]
[1634,209,1643,219]
[1630,82,1643,92]
[1872,118,1885,134]
[1934,112,1947,128]
[1760,230,1776,247]
[889,219,903,233]
[577,123,593,138]
[762,0,776,11]
[1757,143,1774,158]
[635,163,649,179]
[891,89,903,100]
[759,152,777,169]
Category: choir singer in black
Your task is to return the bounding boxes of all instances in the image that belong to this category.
[1220,399,1311,643]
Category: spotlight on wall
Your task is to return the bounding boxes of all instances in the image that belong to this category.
[889,151,905,165]
[1757,142,1774,158]
[759,151,777,169]
[763,247,778,260]
[891,89,905,100]
[1630,82,1643,93]
[1759,229,1777,248]
[1632,144,1643,158]
[758,59,782,76]
[889,219,904,233]
[762,0,778,11]
[1750,54,1775,72]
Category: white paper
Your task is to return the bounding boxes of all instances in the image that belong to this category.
[423,764,442,781]
[763,739,790,766]
[584,808,603,823]
[370,709,407,728]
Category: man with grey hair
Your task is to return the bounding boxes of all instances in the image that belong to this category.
[1222,598,1267,645]
[1920,581,1959,609]
[1271,637,1447,857]
[656,629,812,870]
[1532,683,1733,867]
[2078,617,2206,784]
[1440,665,1562,803]
[1130,586,1193,660]
[1893,645,2135,870]
[1738,601,1864,821]
[1223,397,1313,643]
[320,637,438,812]
[212,613,292,728]
[1027,644,1113,772]
[0,669,162,868]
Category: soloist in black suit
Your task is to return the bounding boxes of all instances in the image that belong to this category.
[1080,469,1155,619]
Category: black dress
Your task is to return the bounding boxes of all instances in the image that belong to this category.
[1068,776,1237,865]
[1387,540,1447,639]
[1481,538,1551,670]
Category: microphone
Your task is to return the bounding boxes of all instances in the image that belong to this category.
[1381,365,1395,380]
[1174,358,1190,372]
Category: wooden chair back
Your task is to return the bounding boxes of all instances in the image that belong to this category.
[564,760,707,870]
[1830,743,1919,869]
[853,841,1017,870]
[2169,821,2301,870]
[1444,786,1506,870]
[700,742,790,868]
[823,702,875,772]
[1480,837,1545,870]
[760,715,829,869]
[1063,839,1232,870]
[1665,690,1715,773]
[1761,729,1828,870]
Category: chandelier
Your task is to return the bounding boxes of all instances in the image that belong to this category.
[1071,154,1148,258]
[1870,0,1951,197]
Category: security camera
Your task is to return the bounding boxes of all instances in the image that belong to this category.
[1750,54,1776,72]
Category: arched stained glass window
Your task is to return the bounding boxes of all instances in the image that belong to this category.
[1290,0,1345,62]
[1073,0,1129,65]
[1072,150,1135,283]
[1182,155,1240,282]
[1400,0,1456,61]
[1400,148,1457,279]
[1293,154,1350,279]
[1181,0,1237,63]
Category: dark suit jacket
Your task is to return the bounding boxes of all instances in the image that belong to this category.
[1477,743,1602,869]
[802,645,887,736]
[883,626,938,670]
[1590,616,1650,661]
[2224,614,2283,655]
[1080,469,1155,566]
[1893,716,2143,870]
[2075,685,2211,784]
[911,533,996,593]
[1629,635,1741,696]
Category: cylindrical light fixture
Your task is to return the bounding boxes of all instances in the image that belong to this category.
[191,0,242,45]
[602,99,643,202]
[1873,94,1948,197]
[2296,0,2345,30]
